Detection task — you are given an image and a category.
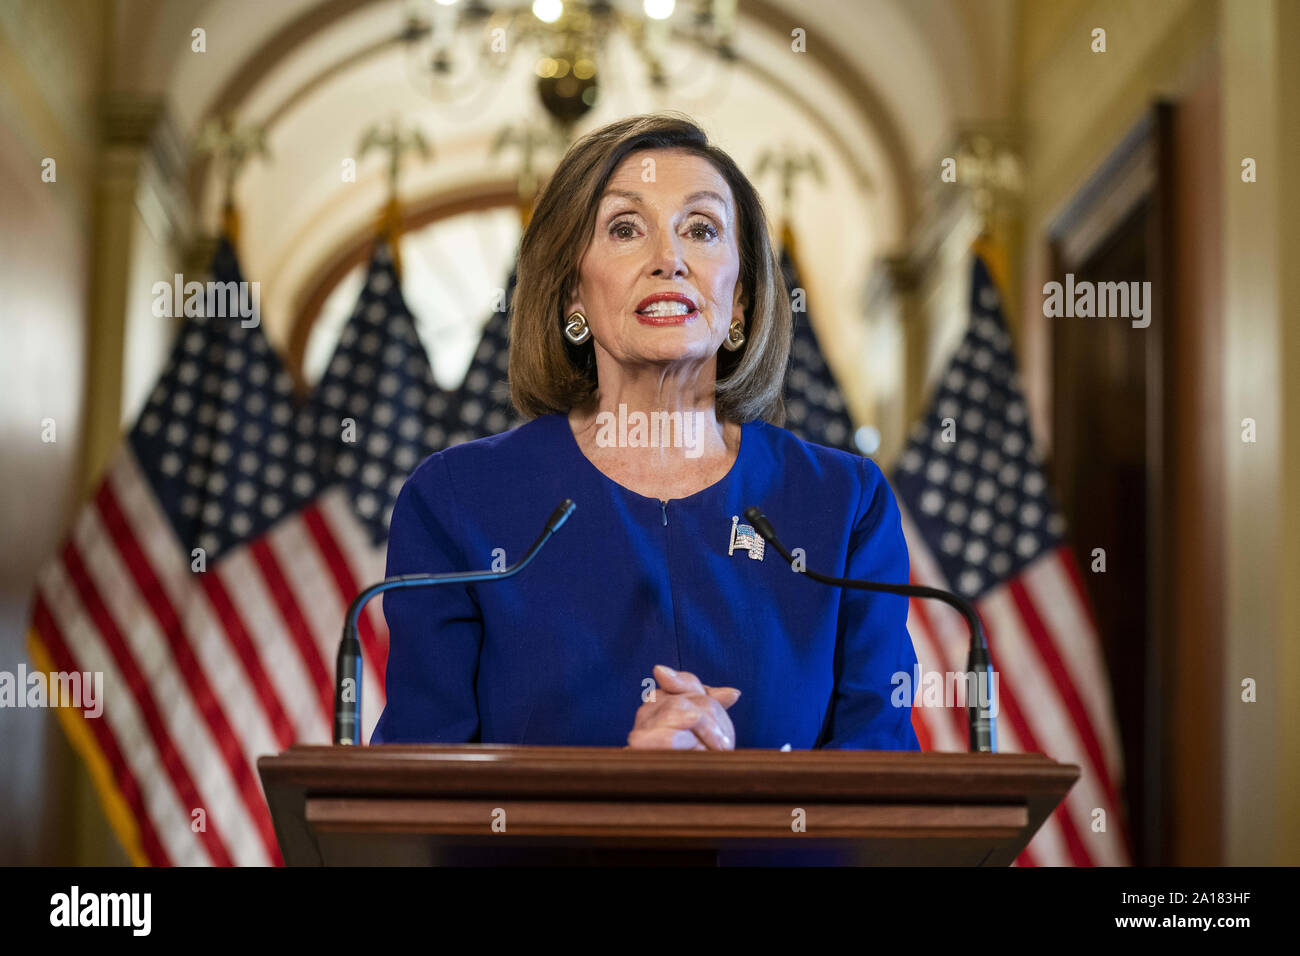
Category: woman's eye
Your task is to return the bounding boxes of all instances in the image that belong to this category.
[608,218,717,241]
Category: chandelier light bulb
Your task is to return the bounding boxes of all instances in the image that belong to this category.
[532,0,563,24]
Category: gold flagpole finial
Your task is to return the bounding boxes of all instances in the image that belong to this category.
[950,129,1021,304]
[491,119,570,230]
[194,116,271,251]
[358,117,433,278]
[753,145,825,265]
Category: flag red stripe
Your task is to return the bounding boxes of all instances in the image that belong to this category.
[32,594,173,866]
[979,598,1097,866]
[95,484,283,865]
[248,538,334,726]
[60,542,235,866]
[903,521,1063,865]
[1018,837,1041,866]
[111,455,295,750]
[908,608,967,747]
[300,503,387,691]
[1006,574,1130,857]
[906,584,1044,866]
[1051,549,1132,857]
[975,613,1095,867]
[197,571,296,749]
[905,577,969,748]
[1005,578,1121,805]
[1057,545,1104,643]
[909,705,934,751]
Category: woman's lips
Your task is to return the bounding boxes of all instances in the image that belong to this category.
[634,291,699,324]
[634,309,699,325]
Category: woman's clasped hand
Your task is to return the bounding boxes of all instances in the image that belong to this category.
[626,663,742,750]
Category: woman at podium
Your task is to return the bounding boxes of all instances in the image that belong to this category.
[371,113,920,754]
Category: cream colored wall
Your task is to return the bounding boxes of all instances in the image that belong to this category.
[1276,0,1300,869]
[1012,0,1299,865]
[1219,0,1298,868]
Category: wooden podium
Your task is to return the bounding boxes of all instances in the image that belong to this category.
[258,745,1078,865]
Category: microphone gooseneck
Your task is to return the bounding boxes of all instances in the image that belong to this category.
[743,505,997,754]
[333,499,576,745]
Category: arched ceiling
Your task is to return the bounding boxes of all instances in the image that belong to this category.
[105,0,1007,416]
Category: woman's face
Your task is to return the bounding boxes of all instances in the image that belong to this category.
[569,148,747,373]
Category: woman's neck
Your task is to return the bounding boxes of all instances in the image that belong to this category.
[567,401,740,501]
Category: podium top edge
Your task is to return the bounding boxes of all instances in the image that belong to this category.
[257,745,1079,802]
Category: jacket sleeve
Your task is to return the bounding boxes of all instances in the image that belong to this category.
[816,456,922,751]
[369,451,484,744]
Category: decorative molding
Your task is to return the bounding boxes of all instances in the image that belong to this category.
[99,93,195,251]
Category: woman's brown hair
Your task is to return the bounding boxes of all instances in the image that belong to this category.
[508,112,791,425]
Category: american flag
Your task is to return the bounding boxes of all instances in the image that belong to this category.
[26,236,459,865]
[890,252,1132,866]
[777,235,858,453]
[452,266,525,441]
[728,516,765,560]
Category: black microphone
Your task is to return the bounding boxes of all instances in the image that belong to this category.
[333,499,576,745]
[743,505,997,753]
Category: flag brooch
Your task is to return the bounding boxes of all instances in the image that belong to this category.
[728,514,765,561]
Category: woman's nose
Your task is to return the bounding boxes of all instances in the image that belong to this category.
[650,234,687,277]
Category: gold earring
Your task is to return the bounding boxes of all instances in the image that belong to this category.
[722,318,745,351]
[564,310,591,345]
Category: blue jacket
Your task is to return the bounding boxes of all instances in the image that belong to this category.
[371,411,920,751]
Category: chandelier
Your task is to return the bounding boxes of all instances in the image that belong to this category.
[400,0,738,128]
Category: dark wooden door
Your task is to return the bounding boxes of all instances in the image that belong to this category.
[1049,196,1153,864]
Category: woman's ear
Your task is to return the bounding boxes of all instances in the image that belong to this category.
[566,289,584,317]
[732,281,748,321]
